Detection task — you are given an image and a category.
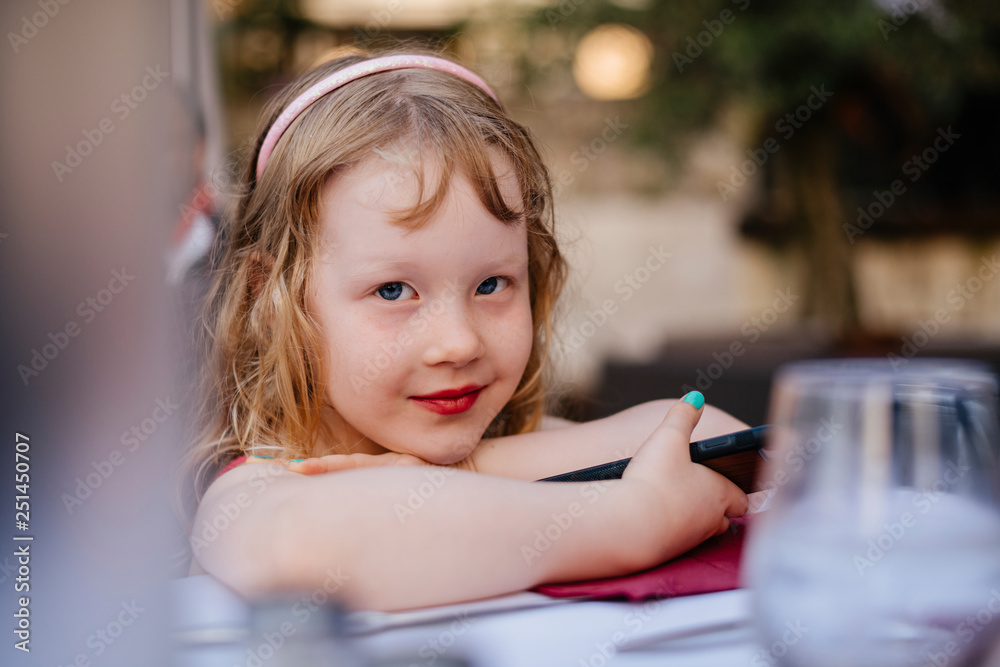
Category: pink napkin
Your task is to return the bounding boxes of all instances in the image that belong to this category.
[531,515,752,601]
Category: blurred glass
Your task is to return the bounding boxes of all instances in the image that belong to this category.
[744,359,1000,666]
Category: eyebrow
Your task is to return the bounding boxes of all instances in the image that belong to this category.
[341,253,528,283]
[482,253,530,272]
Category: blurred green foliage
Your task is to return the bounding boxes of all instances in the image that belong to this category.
[526,0,1000,148]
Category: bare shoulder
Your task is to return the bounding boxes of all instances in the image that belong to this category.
[188,461,303,578]
[199,458,295,504]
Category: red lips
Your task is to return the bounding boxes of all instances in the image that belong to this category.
[411,385,484,415]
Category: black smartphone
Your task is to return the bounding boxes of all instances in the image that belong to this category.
[536,425,770,494]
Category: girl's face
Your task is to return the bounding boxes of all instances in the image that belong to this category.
[308,153,534,464]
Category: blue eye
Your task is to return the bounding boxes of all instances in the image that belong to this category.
[477,276,509,295]
[376,282,415,301]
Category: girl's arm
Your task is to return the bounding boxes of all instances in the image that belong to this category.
[191,399,747,611]
[471,399,749,480]
[290,399,748,481]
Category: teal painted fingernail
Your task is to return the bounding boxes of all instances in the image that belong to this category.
[682,391,705,409]
[251,454,275,459]
[290,459,304,463]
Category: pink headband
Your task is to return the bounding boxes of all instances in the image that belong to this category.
[255,54,500,180]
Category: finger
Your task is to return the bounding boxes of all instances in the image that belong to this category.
[287,452,426,475]
[708,457,752,517]
[661,391,706,441]
[725,487,750,518]
[244,453,290,466]
[707,469,750,519]
[641,391,707,458]
[389,454,428,467]
[285,457,330,475]
[287,454,365,475]
[622,392,707,484]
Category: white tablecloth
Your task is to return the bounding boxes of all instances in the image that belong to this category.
[172,575,765,666]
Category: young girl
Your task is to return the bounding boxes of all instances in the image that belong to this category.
[185,48,749,612]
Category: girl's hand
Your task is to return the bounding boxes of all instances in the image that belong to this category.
[618,391,749,565]
[286,451,431,475]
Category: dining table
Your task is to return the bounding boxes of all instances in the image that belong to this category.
[171,573,769,667]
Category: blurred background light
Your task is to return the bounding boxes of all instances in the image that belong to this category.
[572,23,653,100]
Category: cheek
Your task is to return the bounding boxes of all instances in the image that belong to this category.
[312,309,367,392]
[324,311,411,394]
[322,336,375,412]
[496,298,535,376]
[327,319,374,377]
[517,312,535,370]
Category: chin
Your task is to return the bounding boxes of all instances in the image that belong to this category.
[422,447,471,466]
[422,435,480,466]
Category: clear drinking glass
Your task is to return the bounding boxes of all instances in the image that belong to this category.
[743,359,1000,667]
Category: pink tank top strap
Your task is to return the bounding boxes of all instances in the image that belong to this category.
[215,455,248,480]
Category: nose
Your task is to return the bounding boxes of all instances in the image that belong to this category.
[420,299,485,368]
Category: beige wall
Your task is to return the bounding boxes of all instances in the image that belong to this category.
[547,140,1000,389]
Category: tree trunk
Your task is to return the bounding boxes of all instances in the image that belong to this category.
[786,121,860,336]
